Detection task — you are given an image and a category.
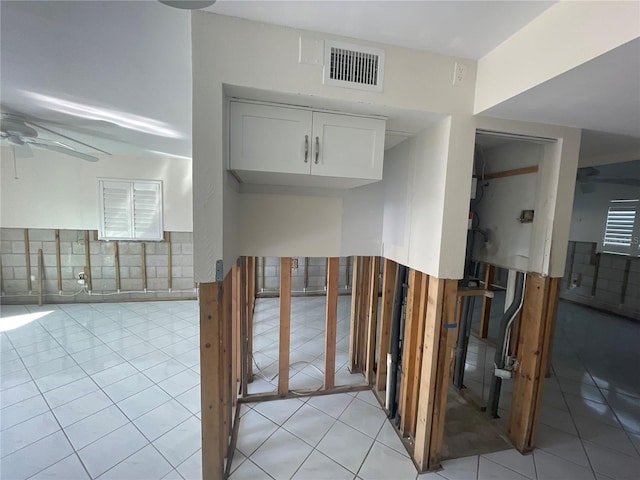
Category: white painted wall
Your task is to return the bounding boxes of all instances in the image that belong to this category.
[0,147,192,231]
[192,12,478,281]
[381,117,472,278]
[473,141,543,271]
[475,117,581,278]
[570,181,640,245]
[475,1,640,114]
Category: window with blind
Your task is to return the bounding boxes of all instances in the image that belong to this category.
[602,199,639,255]
[98,179,163,241]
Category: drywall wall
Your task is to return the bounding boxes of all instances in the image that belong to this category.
[238,193,343,258]
[381,118,465,278]
[340,181,384,257]
[192,12,478,281]
[473,141,543,271]
[475,1,640,114]
[570,181,640,246]
[0,147,192,232]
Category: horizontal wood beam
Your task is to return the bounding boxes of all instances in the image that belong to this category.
[483,165,538,180]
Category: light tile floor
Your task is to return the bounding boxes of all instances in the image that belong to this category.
[1,297,639,479]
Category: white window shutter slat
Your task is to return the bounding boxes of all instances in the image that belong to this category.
[98,179,163,241]
[602,200,638,255]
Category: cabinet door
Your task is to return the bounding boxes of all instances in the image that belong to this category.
[230,102,312,175]
[311,112,385,180]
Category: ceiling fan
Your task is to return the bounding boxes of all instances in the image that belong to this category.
[577,166,640,193]
[0,113,105,162]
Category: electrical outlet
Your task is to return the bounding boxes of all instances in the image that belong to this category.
[291,258,299,269]
[453,62,466,86]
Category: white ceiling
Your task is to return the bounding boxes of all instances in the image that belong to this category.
[1,0,638,165]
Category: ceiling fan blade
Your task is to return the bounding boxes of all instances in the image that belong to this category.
[25,119,111,156]
[30,142,99,162]
[13,143,33,159]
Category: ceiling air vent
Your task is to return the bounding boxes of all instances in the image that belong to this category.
[323,41,385,92]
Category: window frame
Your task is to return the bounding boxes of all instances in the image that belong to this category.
[601,199,639,257]
[98,178,164,242]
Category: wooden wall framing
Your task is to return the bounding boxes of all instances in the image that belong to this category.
[508,274,560,452]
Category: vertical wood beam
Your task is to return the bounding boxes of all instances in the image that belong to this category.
[55,229,62,293]
[167,232,173,290]
[375,259,398,391]
[24,229,32,292]
[240,257,249,392]
[324,257,339,390]
[508,275,560,453]
[479,264,495,338]
[84,230,92,291]
[348,256,361,372]
[199,281,225,480]
[399,269,423,436]
[621,259,631,304]
[37,249,43,306]
[0,256,3,294]
[246,257,254,381]
[141,243,147,290]
[591,253,601,296]
[365,257,381,385]
[221,273,233,448]
[345,256,351,288]
[566,242,576,289]
[232,264,240,390]
[414,277,458,471]
[357,256,372,369]
[278,257,292,396]
[114,242,121,291]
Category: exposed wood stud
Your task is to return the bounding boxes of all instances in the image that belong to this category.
[278,257,292,396]
[304,257,309,291]
[566,242,576,289]
[479,264,495,338]
[621,259,631,304]
[591,253,601,296]
[0,256,3,294]
[114,242,121,291]
[246,257,254,381]
[141,243,147,290]
[483,165,538,180]
[24,229,32,292]
[222,272,233,447]
[84,230,92,291]
[93,230,98,241]
[357,256,372,369]
[199,281,225,480]
[345,256,351,288]
[232,264,240,390]
[414,277,458,471]
[399,269,423,436]
[239,258,249,395]
[324,258,329,289]
[365,256,381,385]
[324,257,339,390]
[167,232,173,290]
[37,249,43,306]
[348,256,361,373]
[508,275,560,453]
[55,229,62,292]
[375,259,397,392]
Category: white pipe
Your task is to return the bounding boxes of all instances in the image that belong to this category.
[385,353,392,409]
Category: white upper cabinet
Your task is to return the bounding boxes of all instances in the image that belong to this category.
[229,101,385,188]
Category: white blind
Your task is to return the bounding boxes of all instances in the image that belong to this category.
[99,180,163,241]
[603,199,638,254]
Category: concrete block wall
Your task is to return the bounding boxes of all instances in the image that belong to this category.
[1,228,195,304]
[256,257,354,294]
[561,241,639,320]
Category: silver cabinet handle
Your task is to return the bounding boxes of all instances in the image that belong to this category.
[315,136,319,164]
[304,135,309,163]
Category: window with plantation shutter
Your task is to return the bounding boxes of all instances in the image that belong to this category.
[602,199,638,255]
[98,179,163,241]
